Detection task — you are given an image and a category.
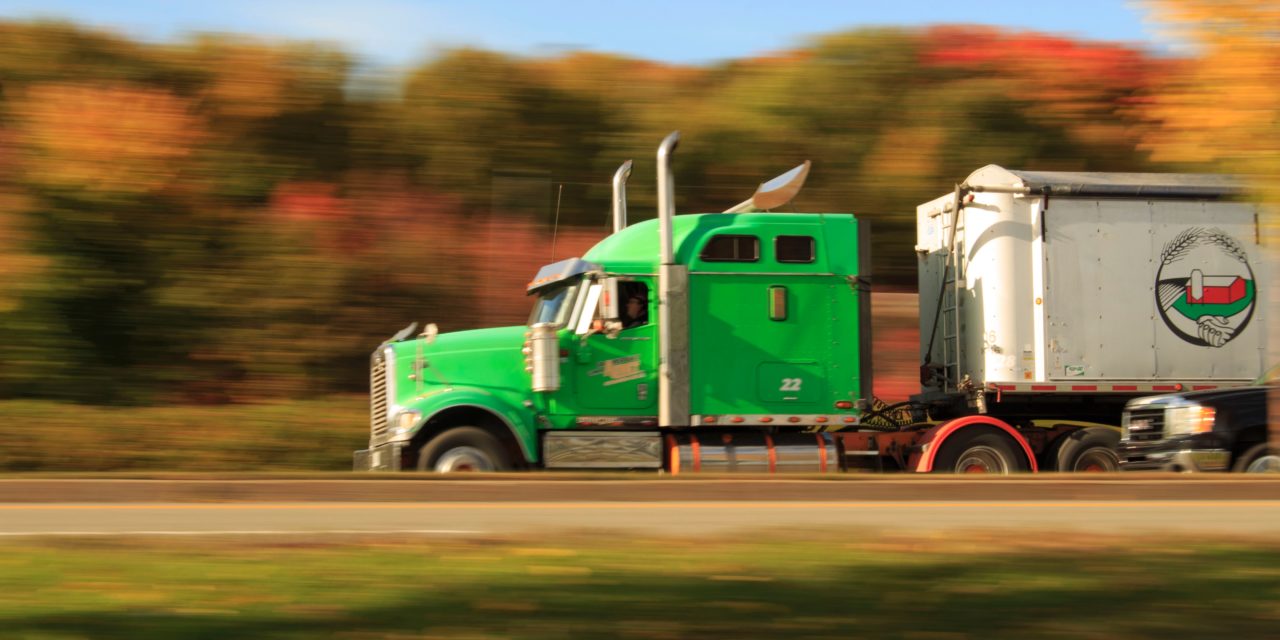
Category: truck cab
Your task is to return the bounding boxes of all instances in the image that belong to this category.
[354,141,870,473]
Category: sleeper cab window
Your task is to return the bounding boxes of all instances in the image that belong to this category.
[775,235,815,264]
[701,234,759,262]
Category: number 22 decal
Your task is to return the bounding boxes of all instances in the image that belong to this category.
[780,378,803,392]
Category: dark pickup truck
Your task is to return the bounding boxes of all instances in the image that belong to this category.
[1119,384,1277,473]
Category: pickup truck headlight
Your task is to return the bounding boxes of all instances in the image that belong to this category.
[1165,404,1216,436]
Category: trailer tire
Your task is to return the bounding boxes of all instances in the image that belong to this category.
[931,427,1027,474]
[416,426,510,473]
[1051,428,1120,473]
[1233,443,1280,473]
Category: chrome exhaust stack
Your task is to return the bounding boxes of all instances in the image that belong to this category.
[656,132,690,427]
[611,160,633,234]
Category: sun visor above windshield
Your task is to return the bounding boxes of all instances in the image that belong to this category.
[526,258,601,294]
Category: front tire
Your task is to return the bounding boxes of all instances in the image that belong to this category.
[931,428,1028,474]
[416,426,510,473]
[1233,443,1280,473]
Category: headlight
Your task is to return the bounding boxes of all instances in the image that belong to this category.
[393,410,421,435]
[1165,404,1215,436]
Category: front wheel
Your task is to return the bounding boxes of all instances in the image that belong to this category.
[931,428,1028,474]
[1233,443,1280,473]
[416,427,510,473]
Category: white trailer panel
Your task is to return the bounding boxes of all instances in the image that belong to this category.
[1042,199,1263,381]
[918,166,1264,394]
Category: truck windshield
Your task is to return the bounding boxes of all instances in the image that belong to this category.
[528,280,582,327]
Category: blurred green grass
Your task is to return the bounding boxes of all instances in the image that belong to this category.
[0,398,366,472]
[0,533,1277,638]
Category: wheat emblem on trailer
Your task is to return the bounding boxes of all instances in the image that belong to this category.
[1155,227,1256,347]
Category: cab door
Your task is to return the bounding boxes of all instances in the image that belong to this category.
[572,280,657,412]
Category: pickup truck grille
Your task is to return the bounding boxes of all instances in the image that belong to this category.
[1124,408,1165,441]
[370,353,389,438]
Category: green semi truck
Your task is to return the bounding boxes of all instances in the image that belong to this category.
[354,132,1266,474]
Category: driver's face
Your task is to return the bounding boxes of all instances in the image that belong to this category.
[626,299,643,316]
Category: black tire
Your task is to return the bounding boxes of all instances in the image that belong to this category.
[931,427,1028,474]
[416,426,510,473]
[1232,443,1280,473]
[1052,428,1120,473]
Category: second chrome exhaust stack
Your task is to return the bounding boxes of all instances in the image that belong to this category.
[611,160,633,234]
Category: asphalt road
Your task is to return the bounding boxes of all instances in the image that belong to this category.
[2,476,1278,538]
[6,499,1280,538]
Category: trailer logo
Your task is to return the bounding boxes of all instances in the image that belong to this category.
[1155,227,1255,347]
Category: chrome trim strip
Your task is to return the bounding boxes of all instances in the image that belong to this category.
[383,346,397,424]
[690,272,837,277]
[691,414,858,426]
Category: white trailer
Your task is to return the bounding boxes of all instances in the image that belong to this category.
[914,166,1264,418]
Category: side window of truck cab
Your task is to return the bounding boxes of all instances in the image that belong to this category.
[619,282,650,330]
[701,235,760,262]
[775,235,815,264]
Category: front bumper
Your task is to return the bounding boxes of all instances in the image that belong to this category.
[1119,436,1229,472]
[353,442,405,472]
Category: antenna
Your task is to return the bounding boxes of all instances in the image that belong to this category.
[550,183,563,260]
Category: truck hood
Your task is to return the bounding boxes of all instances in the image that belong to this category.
[404,325,527,355]
[389,325,529,395]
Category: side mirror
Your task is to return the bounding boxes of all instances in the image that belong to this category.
[600,277,621,322]
[597,277,624,337]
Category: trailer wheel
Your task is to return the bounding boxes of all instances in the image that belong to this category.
[416,426,510,473]
[1051,428,1120,473]
[1234,443,1280,473]
[931,428,1027,474]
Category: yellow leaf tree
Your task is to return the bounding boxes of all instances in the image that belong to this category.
[13,83,205,196]
[1143,0,1280,458]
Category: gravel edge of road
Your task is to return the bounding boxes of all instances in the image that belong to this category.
[0,476,1276,503]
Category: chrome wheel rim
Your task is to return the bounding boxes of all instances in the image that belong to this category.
[956,446,1009,474]
[1073,449,1119,472]
[433,447,495,473]
[1245,454,1280,474]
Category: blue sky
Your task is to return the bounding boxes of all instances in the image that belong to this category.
[0,0,1166,66]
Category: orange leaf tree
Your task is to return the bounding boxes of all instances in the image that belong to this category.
[1143,0,1280,454]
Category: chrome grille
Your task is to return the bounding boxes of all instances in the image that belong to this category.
[1124,408,1164,441]
[370,352,389,438]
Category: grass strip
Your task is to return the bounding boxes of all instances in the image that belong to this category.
[0,532,1277,639]
[0,398,366,472]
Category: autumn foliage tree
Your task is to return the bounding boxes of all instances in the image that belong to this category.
[0,19,1204,405]
[1140,0,1280,452]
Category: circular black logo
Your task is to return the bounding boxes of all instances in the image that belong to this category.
[1155,227,1255,348]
